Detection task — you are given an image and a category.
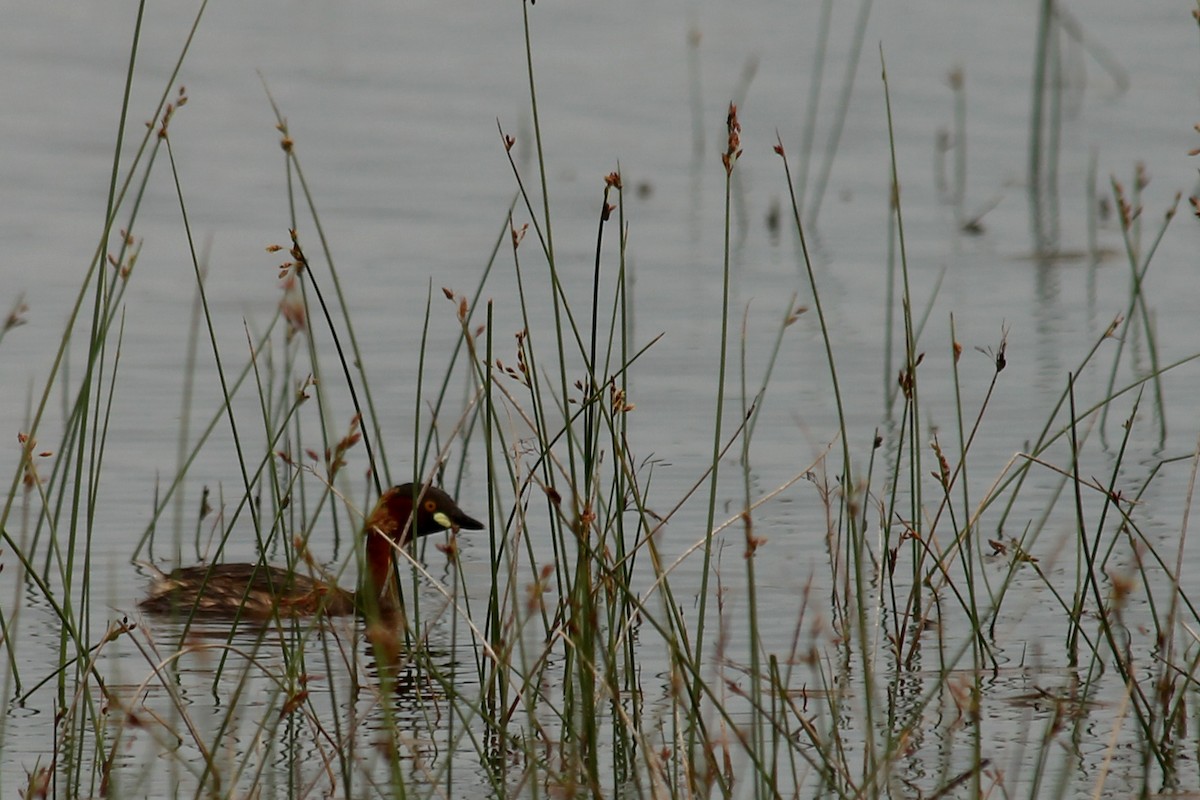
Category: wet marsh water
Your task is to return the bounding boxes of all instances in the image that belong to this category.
[2,0,1200,797]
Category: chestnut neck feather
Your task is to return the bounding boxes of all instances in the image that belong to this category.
[361,492,415,612]
[364,532,394,608]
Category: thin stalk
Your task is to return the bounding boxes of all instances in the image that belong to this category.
[1098,184,1174,446]
[687,104,741,791]
[1029,0,1055,253]
[794,0,833,213]
[738,307,766,799]
[806,0,874,228]
[774,130,867,779]
[260,87,392,491]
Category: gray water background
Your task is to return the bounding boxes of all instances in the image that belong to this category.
[1,1,1199,796]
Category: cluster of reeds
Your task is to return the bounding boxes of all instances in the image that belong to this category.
[3,2,1200,798]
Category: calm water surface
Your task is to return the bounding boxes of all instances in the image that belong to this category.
[1,1,1199,796]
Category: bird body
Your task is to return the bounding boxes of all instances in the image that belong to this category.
[138,562,357,618]
[139,483,483,620]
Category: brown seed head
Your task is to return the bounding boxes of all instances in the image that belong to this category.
[722,103,743,175]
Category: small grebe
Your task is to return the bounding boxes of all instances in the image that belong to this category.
[139,483,484,620]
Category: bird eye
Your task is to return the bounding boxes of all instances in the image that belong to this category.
[424,499,436,513]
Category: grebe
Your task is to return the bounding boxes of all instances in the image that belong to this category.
[139,483,484,620]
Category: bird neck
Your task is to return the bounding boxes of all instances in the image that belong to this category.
[360,496,414,616]
[363,530,396,608]
[357,525,405,618]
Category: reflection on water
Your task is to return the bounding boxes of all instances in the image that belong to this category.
[81,615,493,797]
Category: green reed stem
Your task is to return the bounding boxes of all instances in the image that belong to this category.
[687,104,739,793]
[1065,378,1163,770]
[806,0,874,228]
[260,86,391,492]
[1028,0,1057,254]
[518,0,577,513]
[163,133,265,561]
[1099,184,1174,446]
